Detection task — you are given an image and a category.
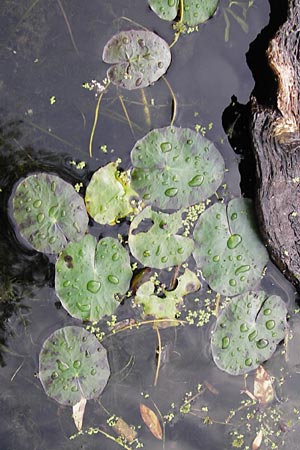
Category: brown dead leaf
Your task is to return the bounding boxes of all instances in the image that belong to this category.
[112,417,137,442]
[140,403,162,440]
[72,397,87,431]
[253,365,274,405]
[252,429,263,450]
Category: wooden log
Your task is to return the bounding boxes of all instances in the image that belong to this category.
[251,0,300,288]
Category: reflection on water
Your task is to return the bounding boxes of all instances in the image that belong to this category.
[1,1,300,449]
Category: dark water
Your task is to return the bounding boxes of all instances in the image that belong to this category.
[1,1,300,449]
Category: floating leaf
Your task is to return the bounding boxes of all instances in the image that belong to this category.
[85,161,138,225]
[112,417,137,442]
[253,365,274,405]
[39,326,110,406]
[12,173,88,254]
[131,126,225,210]
[148,0,219,27]
[193,198,269,296]
[140,403,163,440]
[55,235,132,321]
[128,206,194,269]
[73,397,87,431]
[211,291,287,375]
[135,269,200,319]
[103,30,171,90]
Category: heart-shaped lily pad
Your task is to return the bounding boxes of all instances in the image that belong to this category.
[131,126,225,210]
[55,235,132,321]
[128,206,194,269]
[85,161,138,225]
[135,269,200,319]
[193,198,269,296]
[102,30,171,90]
[148,0,219,27]
[12,173,88,254]
[39,326,110,405]
[211,291,287,375]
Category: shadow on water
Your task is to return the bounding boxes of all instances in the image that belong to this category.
[222,0,289,198]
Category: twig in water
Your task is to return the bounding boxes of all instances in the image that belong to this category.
[57,0,79,55]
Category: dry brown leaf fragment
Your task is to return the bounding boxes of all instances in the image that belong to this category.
[140,403,163,440]
[252,429,263,450]
[253,365,274,405]
[112,417,137,442]
[72,397,87,431]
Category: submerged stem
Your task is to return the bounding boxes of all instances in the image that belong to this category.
[162,76,177,126]
[57,0,80,55]
[89,82,110,158]
[118,95,135,137]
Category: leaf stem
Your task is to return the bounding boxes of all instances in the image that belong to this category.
[89,81,110,158]
[154,326,162,386]
[162,76,177,126]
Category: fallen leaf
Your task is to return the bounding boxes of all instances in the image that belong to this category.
[72,397,87,431]
[140,403,162,440]
[253,365,274,405]
[252,429,263,450]
[112,417,137,442]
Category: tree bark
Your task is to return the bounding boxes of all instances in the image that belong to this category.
[251,0,300,288]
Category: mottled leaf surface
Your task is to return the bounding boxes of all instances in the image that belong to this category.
[128,206,194,269]
[135,269,200,319]
[148,0,219,26]
[193,198,269,296]
[12,173,88,254]
[55,235,132,321]
[131,126,224,210]
[211,291,287,375]
[85,161,138,225]
[39,326,110,405]
[103,30,171,90]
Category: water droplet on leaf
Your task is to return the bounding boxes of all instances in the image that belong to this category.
[160,142,172,153]
[165,187,178,197]
[188,175,204,187]
[108,275,119,284]
[222,336,230,349]
[87,280,101,293]
[227,234,242,249]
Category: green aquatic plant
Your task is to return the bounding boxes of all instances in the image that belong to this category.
[12,173,88,254]
[211,290,287,375]
[102,29,171,90]
[193,198,269,296]
[39,326,110,405]
[55,235,132,321]
[131,126,225,210]
[148,0,219,27]
[128,206,194,269]
[222,0,254,42]
[135,268,200,319]
[85,160,139,225]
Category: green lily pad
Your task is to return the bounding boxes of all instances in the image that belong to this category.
[85,161,138,225]
[55,235,132,321]
[102,30,171,90]
[193,198,269,296]
[135,269,200,319]
[131,126,225,210]
[148,0,219,27]
[128,206,194,269]
[12,173,88,254]
[211,291,287,375]
[39,326,110,405]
